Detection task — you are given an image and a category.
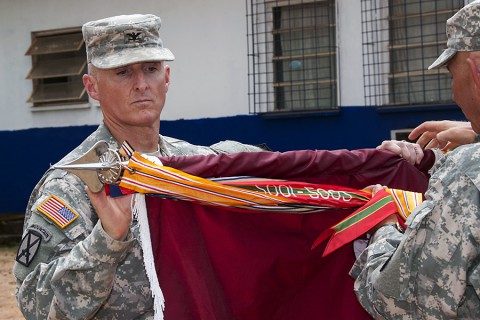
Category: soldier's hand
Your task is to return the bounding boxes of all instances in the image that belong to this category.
[377,140,424,165]
[409,120,476,151]
[86,186,133,241]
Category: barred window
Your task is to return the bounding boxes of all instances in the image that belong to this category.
[361,0,463,107]
[247,0,337,114]
[26,27,88,107]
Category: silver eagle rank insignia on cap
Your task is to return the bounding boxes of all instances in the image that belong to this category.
[82,14,175,69]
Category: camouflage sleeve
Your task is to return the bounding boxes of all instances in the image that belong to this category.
[350,147,480,318]
[14,172,134,320]
[161,136,266,156]
[349,225,412,319]
[210,140,267,153]
[47,222,134,319]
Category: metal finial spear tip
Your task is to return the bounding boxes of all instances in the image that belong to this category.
[50,141,124,192]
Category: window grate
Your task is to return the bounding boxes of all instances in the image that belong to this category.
[247,0,337,114]
[361,0,462,107]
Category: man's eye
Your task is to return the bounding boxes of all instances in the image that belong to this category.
[116,70,128,76]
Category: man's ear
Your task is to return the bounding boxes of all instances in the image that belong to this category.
[83,74,100,101]
[164,65,171,92]
[467,56,480,91]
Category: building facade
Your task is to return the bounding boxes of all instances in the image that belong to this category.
[0,0,468,214]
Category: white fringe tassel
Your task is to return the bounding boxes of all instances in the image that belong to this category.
[132,193,165,320]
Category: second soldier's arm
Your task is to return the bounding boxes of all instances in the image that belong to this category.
[350,148,480,318]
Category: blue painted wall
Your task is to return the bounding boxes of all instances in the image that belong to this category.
[1,106,465,214]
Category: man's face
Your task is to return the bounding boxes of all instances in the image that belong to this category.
[88,62,170,129]
[447,52,480,133]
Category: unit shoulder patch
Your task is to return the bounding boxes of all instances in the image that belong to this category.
[36,194,79,229]
[16,230,42,267]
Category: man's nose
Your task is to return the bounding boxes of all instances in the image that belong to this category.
[133,71,148,91]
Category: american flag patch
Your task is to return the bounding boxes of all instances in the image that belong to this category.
[36,195,79,229]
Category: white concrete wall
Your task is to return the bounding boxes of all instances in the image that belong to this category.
[336,0,364,106]
[0,0,365,131]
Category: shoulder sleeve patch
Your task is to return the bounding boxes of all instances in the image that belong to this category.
[36,194,79,229]
[16,230,42,267]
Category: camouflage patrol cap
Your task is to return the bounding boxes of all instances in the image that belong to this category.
[82,14,175,69]
[429,1,480,70]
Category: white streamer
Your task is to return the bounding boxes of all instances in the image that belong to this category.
[132,193,165,320]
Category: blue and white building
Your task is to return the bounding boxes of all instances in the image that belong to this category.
[0,0,468,214]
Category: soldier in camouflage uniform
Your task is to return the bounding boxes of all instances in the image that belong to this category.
[13,14,263,319]
[350,1,480,318]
